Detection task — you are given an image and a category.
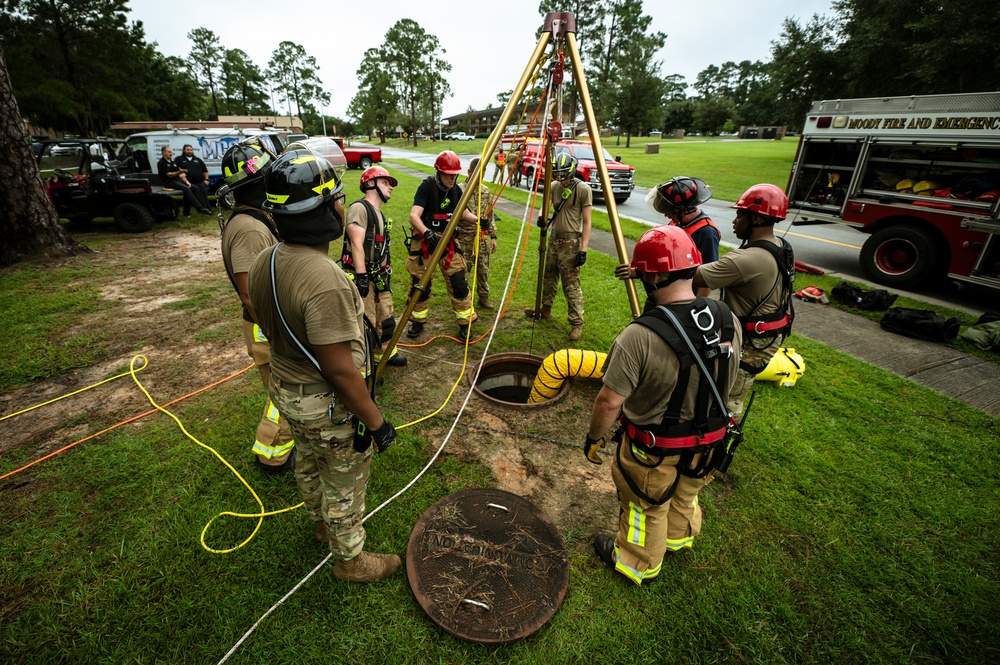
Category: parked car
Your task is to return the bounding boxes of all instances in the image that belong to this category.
[415,132,426,140]
[433,131,449,140]
[51,142,84,156]
[446,132,475,141]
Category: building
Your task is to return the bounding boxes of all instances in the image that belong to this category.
[444,103,578,137]
[110,115,304,135]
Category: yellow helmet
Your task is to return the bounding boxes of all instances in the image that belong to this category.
[912,180,942,196]
[895,179,915,193]
[756,348,805,387]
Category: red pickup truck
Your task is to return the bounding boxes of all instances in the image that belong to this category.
[519,139,635,203]
[287,135,381,169]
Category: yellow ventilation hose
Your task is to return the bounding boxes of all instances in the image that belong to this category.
[527,349,607,403]
[757,348,806,387]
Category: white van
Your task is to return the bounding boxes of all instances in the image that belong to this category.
[119,128,287,188]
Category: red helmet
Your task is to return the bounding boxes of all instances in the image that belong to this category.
[631,225,702,274]
[732,183,788,220]
[434,150,462,175]
[360,165,398,192]
[656,176,711,213]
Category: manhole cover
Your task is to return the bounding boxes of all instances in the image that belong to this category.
[406,488,570,644]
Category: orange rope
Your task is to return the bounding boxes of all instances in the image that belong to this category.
[0,363,255,482]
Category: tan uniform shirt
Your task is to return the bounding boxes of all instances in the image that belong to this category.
[345,200,388,270]
[247,244,366,385]
[698,239,784,318]
[221,209,277,280]
[549,180,592,234]
[601,301,743,424]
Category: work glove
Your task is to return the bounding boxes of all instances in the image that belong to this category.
[535,215,546,229]
[614,263,636,280]
[422,229,439,252]
[575,251,587,267]
[584,434,606,465]
[354,273,370,298]
[479,217,493,232]
[354,418,397,454]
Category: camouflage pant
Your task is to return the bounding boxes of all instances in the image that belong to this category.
[406,242,476,324]
[610,435,713,585]
[729,335,783,417]
[542,237,584,325]
[241,320,294,466]
[456,232,491,302]
[271,381,372,560]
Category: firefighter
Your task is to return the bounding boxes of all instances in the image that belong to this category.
[586,225,742,585]
[643,176,720,297]
[693,183,795,416]
[218,137,295,474]
[341,166,406,367]
[406,150,483,340]
[525,152,592,341]
[247,148,399,582]
[457,157,498,310]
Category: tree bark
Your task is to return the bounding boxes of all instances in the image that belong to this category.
[0,46,86,267]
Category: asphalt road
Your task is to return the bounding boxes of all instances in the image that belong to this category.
[378,146,993,314]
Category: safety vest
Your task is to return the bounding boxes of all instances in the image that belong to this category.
[613,298,737,505]
[727,237,795,339]
[340,199,390,273]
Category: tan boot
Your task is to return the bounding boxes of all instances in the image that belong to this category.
[314,521,328,543]
[478,295,494,310]
[524,306,552,319]
[569,325,583,341]
[332,551,401,582]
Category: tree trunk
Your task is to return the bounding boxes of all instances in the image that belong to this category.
[0,46,86,266]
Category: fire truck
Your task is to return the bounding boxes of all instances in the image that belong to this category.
[786,92,1000,291]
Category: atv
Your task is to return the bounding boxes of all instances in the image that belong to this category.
[38,139,182,233]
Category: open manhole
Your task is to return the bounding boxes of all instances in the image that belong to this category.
[470,352,568,407]
[406,488,570,644]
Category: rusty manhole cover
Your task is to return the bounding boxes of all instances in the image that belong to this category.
[406,488,570,644]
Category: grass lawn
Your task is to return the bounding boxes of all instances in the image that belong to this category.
[1,166,998,664]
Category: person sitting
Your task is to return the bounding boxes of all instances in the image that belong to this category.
[156,145,211,215]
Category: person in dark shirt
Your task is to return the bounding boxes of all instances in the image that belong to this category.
[157,145,211,216]
[177,144,211,214]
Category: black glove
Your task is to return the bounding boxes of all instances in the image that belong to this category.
[354,273,370,298]
[353,417,396,454]
[584,434,606,465]
[614,263,635,280]
[575,251,587,267]
[479,217,493,232]
[422,229,439,251]
[536,215,546,229]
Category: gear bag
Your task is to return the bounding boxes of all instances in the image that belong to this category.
[832,281,898,311]
[880,307,960,343]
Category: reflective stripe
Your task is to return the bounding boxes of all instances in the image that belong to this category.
[265,400,280,424]
[665,536,694,551]
[253,439,295,459]
[612,541,661,585]
[253,324,268,343]
[626,502,646,547]
[454,307,475,320]
[411,309,428,321]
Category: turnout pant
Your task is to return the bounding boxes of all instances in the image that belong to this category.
[272,380,373,560]
[610,435,713,585]
[242,320,294,466]
[406,238,476,325]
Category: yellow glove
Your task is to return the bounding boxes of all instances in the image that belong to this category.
[584,435,607,465]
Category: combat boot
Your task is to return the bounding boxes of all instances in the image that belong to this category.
[524,306,551,319]
[386,353,407,367]
[406,321,424,338]
[478,295,494,310]
[569,325,583,341]
[255,449,295,474]
[314,521,328,543]
[333,551,401,583]
[458,324,470,341]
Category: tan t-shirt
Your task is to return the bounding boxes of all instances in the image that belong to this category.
[247,243,366,385]
[601,300,743,424]
[221,209,278,282]
[698,238,783,318]
[549,180,592,234]
[344,200,388,271]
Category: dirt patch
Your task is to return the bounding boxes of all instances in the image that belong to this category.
[1,228,618,538]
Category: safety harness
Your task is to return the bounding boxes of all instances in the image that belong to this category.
[222,206,279,323]
[728,237,795,340]
[677,211,719,238]
[340,199,392,291]
[614,298,737,506]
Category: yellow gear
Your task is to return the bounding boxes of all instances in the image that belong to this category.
[756,348,805,387]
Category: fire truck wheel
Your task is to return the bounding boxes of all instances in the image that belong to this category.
[113,202,154,233]
[860,225,942,289]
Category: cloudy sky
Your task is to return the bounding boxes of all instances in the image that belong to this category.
[130,0,836,120]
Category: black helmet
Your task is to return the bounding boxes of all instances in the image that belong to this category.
[653,176,712,215]
[263,149,343,216]
[551,152,578,180]
[221,136,277,191]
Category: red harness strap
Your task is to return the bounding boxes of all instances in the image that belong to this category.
[622,418,728,450]
[743,312,792,334]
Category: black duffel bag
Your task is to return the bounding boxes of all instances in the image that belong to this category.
[880,307,960,343]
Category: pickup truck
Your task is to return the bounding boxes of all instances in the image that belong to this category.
[331,137,382,169]
[446,132,475,141]
[520,139,635,203]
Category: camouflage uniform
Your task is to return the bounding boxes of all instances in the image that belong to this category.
[272,382,372,558]
[456,181,497,305]
[541,180,592,327]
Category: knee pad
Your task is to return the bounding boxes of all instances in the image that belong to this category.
[450,271,470,300]
[381,317,396,342]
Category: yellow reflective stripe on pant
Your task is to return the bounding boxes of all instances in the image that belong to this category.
[454,306,475,321]
[612,541,662,585]
[411,308,429,321]
[252,323,268,343]
[665,496,698,551]
[626,501,646,548]
[252,399,295,459]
